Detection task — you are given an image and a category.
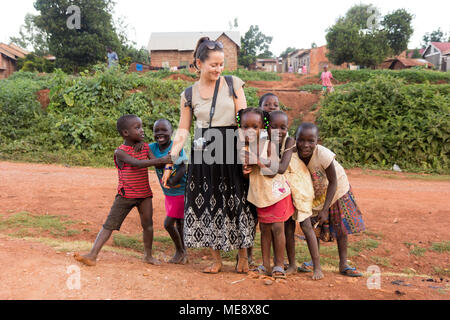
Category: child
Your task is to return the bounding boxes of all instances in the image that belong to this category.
[318,65,338,94]
[296,122,366,277]
[269,111,322,280]
[149,119,188,264]
[74,115,172,266]
[238,108,292,279]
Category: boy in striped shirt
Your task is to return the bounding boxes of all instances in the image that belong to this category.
[74,115,172,266]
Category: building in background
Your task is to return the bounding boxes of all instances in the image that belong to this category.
[378,57,433,70]
[148,32,240,71]
[422,42,450,72]
[0,43,29,79]
[254,58,278,72]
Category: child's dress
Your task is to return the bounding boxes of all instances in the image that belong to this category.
[306,145,365,237]
[280,137,314,223]
[247,140,294,224]
[150,141,188,219]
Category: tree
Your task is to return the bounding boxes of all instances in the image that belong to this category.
[326,4,412,68]
[9,13,49,56]
[33,0,122,72]
[422,28,448,48]
[311,42,317,48]
[382,9,414,55]
[279,47,297,58]
[238,25,273,68]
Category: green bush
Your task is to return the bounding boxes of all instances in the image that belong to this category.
[223,69,281,81]
[0,68,261,167]
[317,75,450,173]
[327,69,450,84]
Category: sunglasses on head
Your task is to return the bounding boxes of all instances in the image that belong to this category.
[202,40,224,50]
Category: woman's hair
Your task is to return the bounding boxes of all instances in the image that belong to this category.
[236,108,270,129]
[192,37,224,70]
[258,93,278,108]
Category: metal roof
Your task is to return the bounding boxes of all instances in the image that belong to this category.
[148,31,240,51]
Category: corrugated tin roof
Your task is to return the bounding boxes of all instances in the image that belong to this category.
[0,46,17,60]
[0,43,28,59]
[148,31,240,51]
[431,42,450,53]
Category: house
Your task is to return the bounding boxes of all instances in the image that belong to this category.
[378,57,433,70]
[0,43,29,79]
[422,42,450,71]
[148,32,240,71]
[283,45,347,74]
[255,58,278,72]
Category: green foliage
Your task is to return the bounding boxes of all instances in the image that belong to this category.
[422,28,448,48]
[317,75,450,174]
[382,9,414,55]
[430,241,450,253]
[329,69,450,83]
[326,4,414,68]
[223,69,281,81]
[18,53,55,73]
[34,0,122,73]
[238,25,274,68]
[299,84,323,92]
[0,67,260,167]
[9,13,49,56]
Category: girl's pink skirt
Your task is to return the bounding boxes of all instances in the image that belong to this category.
[165,195,185,219]
[257,194,295,224]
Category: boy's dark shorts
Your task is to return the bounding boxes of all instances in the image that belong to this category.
[103,195,152,231]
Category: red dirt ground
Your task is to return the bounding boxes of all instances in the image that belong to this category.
[0,161,448,300]
[249,73,322,123]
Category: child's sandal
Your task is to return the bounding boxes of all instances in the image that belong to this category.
[272,266,287,279]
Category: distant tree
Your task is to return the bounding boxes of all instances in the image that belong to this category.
[33,0,122,73]
[9,13,49,56]
[422,28,448,48]
[382,9,414,55]
[326,3,410,68]
[279,47,297,58]
[238,25,273,68]
[311,42,318,48]
[410,48,422,59]
[228,17,238,30]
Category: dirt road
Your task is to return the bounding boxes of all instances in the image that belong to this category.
[0,161,448,300]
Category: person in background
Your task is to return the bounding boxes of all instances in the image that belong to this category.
[107,47,119,68]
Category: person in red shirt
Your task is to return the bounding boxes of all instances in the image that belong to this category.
[74,115,172,266]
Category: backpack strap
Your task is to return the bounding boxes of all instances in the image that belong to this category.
[184,86,193,108]
[224,75,238,99]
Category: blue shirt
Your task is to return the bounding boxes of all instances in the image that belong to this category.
[107,51,118,67]
[149,141,187,196]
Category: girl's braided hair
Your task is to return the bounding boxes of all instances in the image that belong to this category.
[236,108,270,130]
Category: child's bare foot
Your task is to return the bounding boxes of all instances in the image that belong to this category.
[203,262,222,274]
[74,253,96,266]
[169,251,187,264]
[285,264,297,275]
[312,268,324,280]
[143,255,161,265]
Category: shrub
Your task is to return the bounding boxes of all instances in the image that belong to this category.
[317,75,450,173]
[223,69,281,81]
[326,69,450,84]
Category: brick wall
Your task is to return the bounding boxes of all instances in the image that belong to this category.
[0,54,17,79]
[150,34,239,71]
[309,46,347,74]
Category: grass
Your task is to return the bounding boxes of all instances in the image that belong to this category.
[430,241,450,253]
[0,211,81,237]
[370,256,392,268]
[348,238,379,256]
[363,230,383,240]
[298,84,323,92]
[410,247,427,257]
[433,266,450,277]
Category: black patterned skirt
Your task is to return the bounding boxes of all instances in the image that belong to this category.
[184,126,257,252]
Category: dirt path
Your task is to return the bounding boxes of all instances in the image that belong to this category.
[248,73,321,123]
[0,161,449,300]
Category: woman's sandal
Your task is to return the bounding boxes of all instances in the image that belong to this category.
[255,265,269,275]
[297,261,313,273]
[340,266,362,277]
[272,266,287,279]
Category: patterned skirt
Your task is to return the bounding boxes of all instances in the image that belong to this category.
[329,187,366,237]
[184,126,257,252]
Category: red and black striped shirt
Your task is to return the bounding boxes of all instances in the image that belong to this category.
[114,144,153,199]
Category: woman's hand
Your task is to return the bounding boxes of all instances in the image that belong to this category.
[162,166,173,188]
[317,208,329,226]
[243,165,253,175]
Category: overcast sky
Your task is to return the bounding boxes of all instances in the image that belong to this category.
[1,0,448,55]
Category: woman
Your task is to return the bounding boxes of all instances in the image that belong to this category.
[162,37,257,274]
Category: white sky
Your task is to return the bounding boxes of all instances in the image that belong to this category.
[1,0,449,55]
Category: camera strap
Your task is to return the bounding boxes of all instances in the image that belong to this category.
[208,78,221,128]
